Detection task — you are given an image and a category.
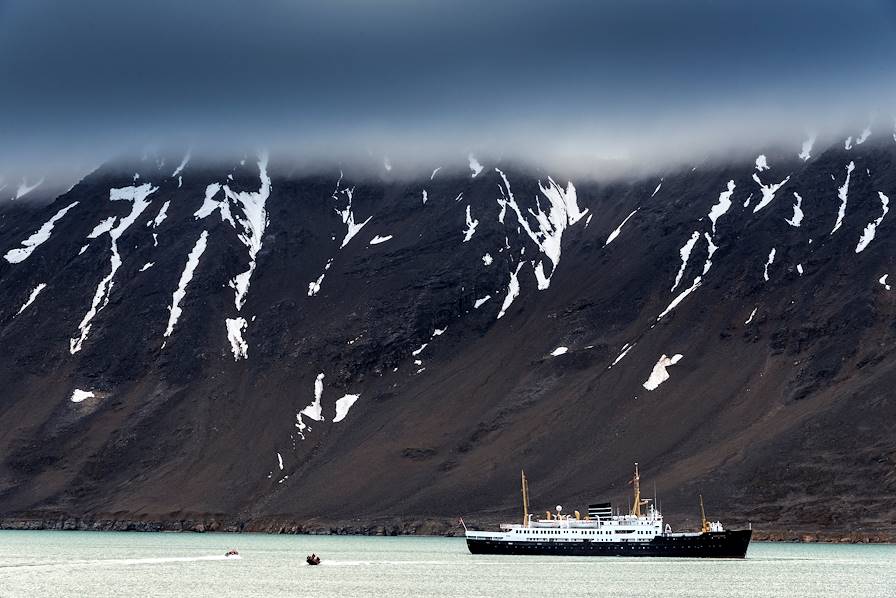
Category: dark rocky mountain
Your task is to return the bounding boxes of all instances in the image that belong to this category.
[1,133,895,538]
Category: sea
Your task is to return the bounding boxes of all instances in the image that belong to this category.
[0,531,894,597]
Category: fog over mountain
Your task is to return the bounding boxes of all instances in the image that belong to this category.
[1,0,895,180]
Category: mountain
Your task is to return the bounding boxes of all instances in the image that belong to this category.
[1,132,895,538]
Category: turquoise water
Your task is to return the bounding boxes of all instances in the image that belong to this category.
[0,531,894,597]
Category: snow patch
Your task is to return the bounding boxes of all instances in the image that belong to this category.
[4,202,79,264]
[550,346,568,357]
[482,253,493,266]
[194,183,234,226]
[856,192,888,253]
[879,274,890,291]
[70,389,95,403]
[225,317,248,360]
[642,354,683,391]
[299,373,326,427]
[745,308,758,325]
[139,262,154,272]
[369,234,393,245]
[785,193,804,227]
[474,295,491,308]
[333,394,360,423]
[755,155,769,171]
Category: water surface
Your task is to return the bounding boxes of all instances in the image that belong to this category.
[0,531,893,597]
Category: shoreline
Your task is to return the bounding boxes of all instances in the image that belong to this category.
[1,515,894,544]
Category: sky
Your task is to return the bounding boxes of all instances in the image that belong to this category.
[1,0,895,180]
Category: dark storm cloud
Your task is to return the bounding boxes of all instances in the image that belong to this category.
[1,0,895,178]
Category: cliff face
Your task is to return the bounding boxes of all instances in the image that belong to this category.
[1,139,895,534]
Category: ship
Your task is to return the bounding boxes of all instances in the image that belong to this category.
[463,464,752,558]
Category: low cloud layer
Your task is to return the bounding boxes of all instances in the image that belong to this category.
[1,0,895,180]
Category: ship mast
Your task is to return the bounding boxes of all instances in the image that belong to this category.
[630,463,641,517]
[521,470,530,527]
[699,494,710,533]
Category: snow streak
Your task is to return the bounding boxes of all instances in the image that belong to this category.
[831,161,855,235]
[497,263,524,319]
[70,184,157,354]
[609,343,635,368]
[763,248,776,281]
[163,230,209,342]
[856,192,888,253]
[16,283,46,315]
[605,209,638,246]
[495,169,587,290]
[462,205,478,242]
[4,201,79,264]
[752,172,791,213]
[657,277,701,321]
[672,232,700,292]
[708,180,735,234]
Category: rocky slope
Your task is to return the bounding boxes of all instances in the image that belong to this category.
[1,130,895,536]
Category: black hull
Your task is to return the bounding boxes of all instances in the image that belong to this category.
[467,529,752,558]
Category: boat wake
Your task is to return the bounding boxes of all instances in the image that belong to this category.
[0,554,238,572]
